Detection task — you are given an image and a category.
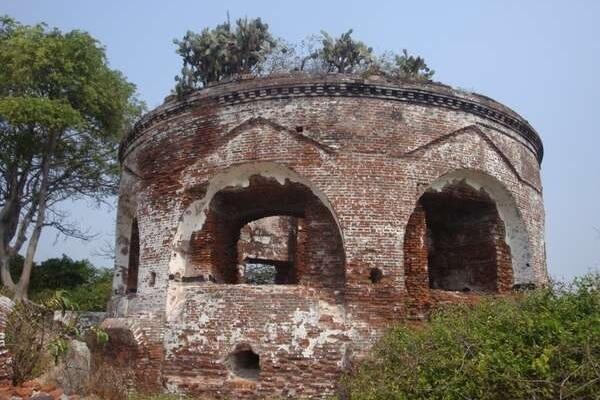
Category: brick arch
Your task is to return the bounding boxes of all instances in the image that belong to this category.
[185,175,346,290]
[404,169,533,305]
[99,318,163,391]
[168,162,345,279]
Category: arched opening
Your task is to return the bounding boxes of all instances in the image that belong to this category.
[226,344,260,380]
[126,218,140,294]
[404,175,519,298]
[420,183,508,292]
[185,175,345,291]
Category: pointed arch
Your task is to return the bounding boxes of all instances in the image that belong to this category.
[400,125,541,194]
[404,169,534,297]
[167,162,346,291]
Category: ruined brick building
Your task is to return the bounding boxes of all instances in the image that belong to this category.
[104,74,547,398]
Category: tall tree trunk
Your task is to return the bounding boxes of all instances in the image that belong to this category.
[14,133,57,301]
[0,156,35,293]
[0,199,18,292]
[0,252,15,292]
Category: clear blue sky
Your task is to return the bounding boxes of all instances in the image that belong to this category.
[2,0,599,280]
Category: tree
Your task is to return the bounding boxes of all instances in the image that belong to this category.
[389,49,435,81]
[174,16,276,93]
[315,29,373,73]
[4,254,112,310]
[0,16,143,301]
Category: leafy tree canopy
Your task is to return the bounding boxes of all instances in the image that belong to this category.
[0,16,143,300]
[4,254,111,311]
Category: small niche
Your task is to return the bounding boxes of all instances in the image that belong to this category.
[149,272,156,287]
[227,345,260,380]
[369,268,383,284]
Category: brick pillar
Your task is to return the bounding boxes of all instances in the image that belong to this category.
[403,204,431,315]
[0,296,14,385]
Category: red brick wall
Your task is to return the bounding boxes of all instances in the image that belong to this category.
[108,74,547,398]
[237,216,296,264]
[0,296,13,385]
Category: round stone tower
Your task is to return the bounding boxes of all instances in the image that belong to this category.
[105,74,546,398]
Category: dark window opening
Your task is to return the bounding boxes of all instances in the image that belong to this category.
[186,176,346,291]
[126,218,140,294]
[149,271,156,287]
[369,268,383,284]
[244,258,296,284]
[227,346,260,380]
[420,183,507,292]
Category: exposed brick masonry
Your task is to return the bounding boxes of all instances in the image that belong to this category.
[105,74,547,399]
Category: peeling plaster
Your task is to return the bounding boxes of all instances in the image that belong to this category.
[165,162,346,314]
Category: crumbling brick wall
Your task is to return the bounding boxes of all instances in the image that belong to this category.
[108,74,547,398]
[0,295,13,385]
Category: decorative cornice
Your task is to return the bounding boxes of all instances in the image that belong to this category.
[120,80,543,164]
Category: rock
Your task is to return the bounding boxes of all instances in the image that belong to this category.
[0,296,14,386]
[30,393,53,400]
[21,381,39,389]
[48,388,63,400]
[44,340,90,395]
[13,387,31,398]
[40,383,56,392]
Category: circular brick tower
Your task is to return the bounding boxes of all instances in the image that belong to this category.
[105,74,546,398]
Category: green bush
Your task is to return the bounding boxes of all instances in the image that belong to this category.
[342,273,600,400]
[4,254,112,311]
[5,290,78,384]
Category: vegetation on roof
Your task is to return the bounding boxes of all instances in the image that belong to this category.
[174,17,434,95]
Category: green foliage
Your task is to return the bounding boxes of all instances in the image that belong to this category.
[391,49,435,81]
[62,268,112,311]
[0,16,141,138]
[174,19,435,94]
[4,254,112,310]
[342,273,600,400]
[48,337,69,364]
[174,16,276,92]
[5,290,78,384]
[89,324,109,345]
[0,16,144,299]
[317,29,373,73]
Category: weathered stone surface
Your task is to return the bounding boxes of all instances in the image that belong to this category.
[0,296,14,385]
[53,312,106,333]
[30,392,53,400]
[45,340,90,395]
[106,74,547,399]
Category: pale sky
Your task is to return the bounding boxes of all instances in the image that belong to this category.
[2,0,599,280]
